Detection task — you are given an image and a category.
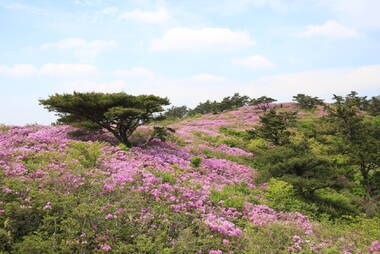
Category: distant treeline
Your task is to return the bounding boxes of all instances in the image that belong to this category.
[164,92,380,119]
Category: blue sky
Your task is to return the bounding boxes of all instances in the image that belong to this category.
[0,0,379,125]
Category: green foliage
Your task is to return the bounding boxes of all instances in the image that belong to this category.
[117,143,130,152]
[342,91,369,110]
[190,156,202,168]
[142,126,176,146]
[219,126,249,139]
[292,93,324,109]
[39,92,170,147]
[13,233,58,254]
[163,105,189,119]
[367,96,380,116]
[325,91,380,196]
[218,93,251,112]
[313,189,359,218]
[151,170,176,184]
[247,109,297,145]
[266,179,318,216]
[246,138,268,154]
[250,96,277,112]
[220,138,244,148]
[189,100,221,115]
[0,142,246,253]
[189,93,251,115]
[244,224,301,254]
[0,124,9,132]
[316,215,380,252]
[294,120,316,138]
[210,185,248,211]
[65,141,104,168]
[252,137,358,218]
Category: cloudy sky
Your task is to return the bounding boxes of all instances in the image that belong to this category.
[0,0,379,125]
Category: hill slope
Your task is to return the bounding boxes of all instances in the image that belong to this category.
[0,104,379,253]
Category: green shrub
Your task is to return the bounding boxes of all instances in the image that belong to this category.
[244,224,301,254]
[13,233,58,254]
[220,138,245,148]
[65,141,104,168]
[151,171,176,184]
[265,178,318,216]
[219,126,249,139]
[313,189,359,218]
[210,185,248,211]
[190,156,202,168]
[117,143,130,151]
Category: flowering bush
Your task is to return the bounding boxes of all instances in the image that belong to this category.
[0,102,379,253]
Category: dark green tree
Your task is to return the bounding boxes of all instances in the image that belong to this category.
[247,109,297,145]
[255,140,342,198]
[39,92,170,147]
[344,91,369,110]
[142,126,176,146]
[250,96,277,112]
[219,93,251,111]
[326,93,380,195]
[292,94,324,109]
[164,106,189,119]
[368,96,380,116]
[189,100,221,115]
[190,93,252,115]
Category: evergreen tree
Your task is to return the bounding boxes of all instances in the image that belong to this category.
[40,92,170,147]
[326,93,380,195]
[250,96,277,112]
[247,109,297,145]
[292,94,324,109]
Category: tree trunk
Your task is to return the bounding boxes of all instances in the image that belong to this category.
[360,163,372,195]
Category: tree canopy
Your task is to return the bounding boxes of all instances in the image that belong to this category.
[324,92,380,196]
[163,105,190,119]
[39,92,170,147]
[250,96,277,112]
[247,109,297,146]
[292,94,324,109]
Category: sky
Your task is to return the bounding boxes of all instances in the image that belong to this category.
[0,0,379,125]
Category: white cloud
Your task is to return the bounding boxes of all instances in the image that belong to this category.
[232,55,275,70]
[301,20,358,38]
[241,65,380,100]
[0,64,38,77]
[150,27,256,51]
[119,8,170,24]
[191,74,226,83]
[100,7,119,15]
[40,63,97,76]
[317,0,380,29]
[111,65,380,106]
[113,67,154,79]
[0,64,97,77]
[41,38,117,58]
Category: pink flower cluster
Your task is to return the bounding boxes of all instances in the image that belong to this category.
[203,213,242,237]
[367,241,380,253]
[287,235,303,252]
[243,204,314,235]
[188,144,253,157]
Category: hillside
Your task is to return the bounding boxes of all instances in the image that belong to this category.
[0,103,379,253]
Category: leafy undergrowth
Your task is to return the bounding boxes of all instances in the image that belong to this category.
[0,104,379,253]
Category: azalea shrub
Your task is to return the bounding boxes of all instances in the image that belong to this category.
[1,93,380,253]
